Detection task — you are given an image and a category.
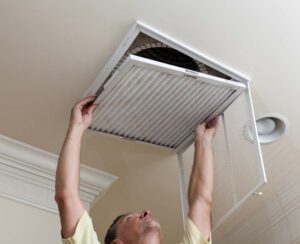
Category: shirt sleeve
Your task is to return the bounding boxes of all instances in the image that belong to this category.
[180,217,211,244]
[62,211,100,244]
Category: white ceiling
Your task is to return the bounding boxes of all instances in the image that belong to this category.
[1,0,300,243]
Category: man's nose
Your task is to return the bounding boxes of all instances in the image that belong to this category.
[140,209,152,218]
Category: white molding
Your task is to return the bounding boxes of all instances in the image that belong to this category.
[0,134,118,214]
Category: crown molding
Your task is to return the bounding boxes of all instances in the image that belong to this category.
[0,134,118,214]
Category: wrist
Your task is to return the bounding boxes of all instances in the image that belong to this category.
[195,138,213,150]
[66,124,84,141]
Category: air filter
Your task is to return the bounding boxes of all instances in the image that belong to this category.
[90,55,245,151]
[83,21,266,232]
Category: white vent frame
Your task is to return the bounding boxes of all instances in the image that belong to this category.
[83,21,267,230]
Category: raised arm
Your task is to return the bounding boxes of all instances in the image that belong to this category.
[55,96,97,238]
[187,117,219,241]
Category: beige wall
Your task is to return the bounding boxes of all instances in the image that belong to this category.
[0,197,61,244]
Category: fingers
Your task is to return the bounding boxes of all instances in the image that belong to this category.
[195,122,206,134]
[195,116,219,132]
[195,117,219,137]
[194,117,219,145]
[196,122,206,130]
[206,117,219,129]
[86,103,98,115]
[74,95,97,109]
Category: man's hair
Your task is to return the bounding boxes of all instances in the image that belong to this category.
[104,214,126,244]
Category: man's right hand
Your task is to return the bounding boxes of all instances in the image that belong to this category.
[69,95,98,133]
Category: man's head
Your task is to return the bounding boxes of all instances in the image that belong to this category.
[105,209,162,244]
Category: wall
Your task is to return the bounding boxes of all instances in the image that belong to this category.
[0,197,61,244]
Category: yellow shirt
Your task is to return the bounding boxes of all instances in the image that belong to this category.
[62,211,211,244]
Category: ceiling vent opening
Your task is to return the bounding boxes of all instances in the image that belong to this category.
[129,33,232,80]
[104,33,232,91]
[128,33,206,73]
[85,22,250,150]
[135,47,201,72]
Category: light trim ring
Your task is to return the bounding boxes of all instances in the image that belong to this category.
[243,113,289,144]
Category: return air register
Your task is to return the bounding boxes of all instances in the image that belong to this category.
[83,22,266,231]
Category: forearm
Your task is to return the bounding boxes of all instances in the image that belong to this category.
[188,141,214,205]
[55,125,83,198]
[187,118,218,240]
[187,141,214,240]
[55,96,96,238]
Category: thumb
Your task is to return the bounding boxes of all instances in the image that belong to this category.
[87,104,98,115]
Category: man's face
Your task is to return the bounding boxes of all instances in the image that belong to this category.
[115,209,162,243]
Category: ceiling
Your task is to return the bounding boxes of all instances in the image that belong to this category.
[1,0,300,243]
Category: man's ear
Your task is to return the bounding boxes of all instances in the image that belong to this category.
[111,239,124,244]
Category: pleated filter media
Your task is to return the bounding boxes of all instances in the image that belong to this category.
[90,55,245,150]
[83,21,266,231]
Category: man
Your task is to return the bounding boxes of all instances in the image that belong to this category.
[55,96,219,244]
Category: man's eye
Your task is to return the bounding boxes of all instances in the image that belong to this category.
[125,216,133,222]
[126,214,138,221]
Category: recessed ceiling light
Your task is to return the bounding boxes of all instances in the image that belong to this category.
[243,113,288,144]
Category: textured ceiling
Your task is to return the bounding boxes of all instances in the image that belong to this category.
[1,0,300,243]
